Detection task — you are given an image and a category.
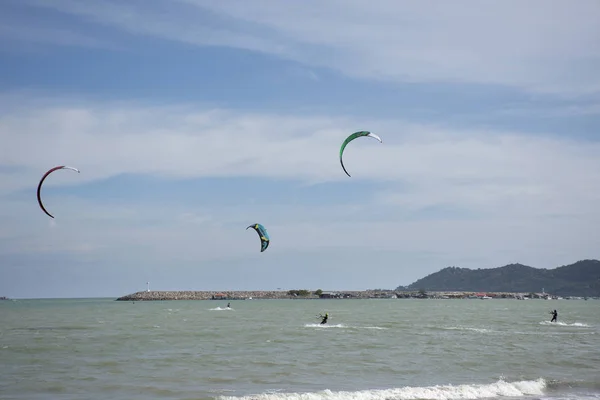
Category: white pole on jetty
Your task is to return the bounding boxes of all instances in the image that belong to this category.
[146,281,150,292]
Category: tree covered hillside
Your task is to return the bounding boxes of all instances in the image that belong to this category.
[397,259,600,296]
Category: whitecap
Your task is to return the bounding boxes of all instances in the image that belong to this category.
[217,378,547,400]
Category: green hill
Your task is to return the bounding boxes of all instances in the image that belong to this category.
[396,259,600,296]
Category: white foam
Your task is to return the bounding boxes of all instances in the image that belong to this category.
[304,323,346,329]
[444,326,493,334]
[304,324,388,330]
[210,307,234,311]
[360,326,388,330]
[218,378,547,400]
[539,321,589,327]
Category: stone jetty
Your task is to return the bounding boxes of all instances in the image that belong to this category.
[117,290,350,301]
[114,289,563,301]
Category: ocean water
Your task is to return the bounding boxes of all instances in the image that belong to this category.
[0,298,598,400]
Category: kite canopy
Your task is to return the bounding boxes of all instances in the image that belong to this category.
[246,223,270,252]
[339,131,382,177]
[37,165,80,218]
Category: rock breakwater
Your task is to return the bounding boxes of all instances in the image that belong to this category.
[115,290,565,301]
[117,290,317,301]
[115,290,377,301]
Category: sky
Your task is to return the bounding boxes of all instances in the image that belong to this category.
[1,0,599,299]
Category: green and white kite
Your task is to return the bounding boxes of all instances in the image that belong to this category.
[339,131,382,177]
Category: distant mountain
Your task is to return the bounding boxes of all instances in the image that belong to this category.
[396,259,600,296]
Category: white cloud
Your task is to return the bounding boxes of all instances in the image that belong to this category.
[3,95,597,194]
[1,95,599,295]
[19,0,600,94]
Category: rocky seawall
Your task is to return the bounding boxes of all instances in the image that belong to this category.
[114,290,550,301]
[116,291,323,301]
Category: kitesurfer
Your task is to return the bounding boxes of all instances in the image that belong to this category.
[320,313,329,325]
[227,302,231,308]
[550,309,557,323]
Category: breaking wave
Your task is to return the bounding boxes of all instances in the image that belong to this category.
[218,378,547,400]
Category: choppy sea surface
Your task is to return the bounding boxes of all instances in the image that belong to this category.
[0,297,598,400]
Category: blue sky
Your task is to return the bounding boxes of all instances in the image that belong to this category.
[1,0,599,298]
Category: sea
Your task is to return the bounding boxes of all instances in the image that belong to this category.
[0,297,598,400]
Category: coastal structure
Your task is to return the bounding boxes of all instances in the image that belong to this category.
[115,290,591,301]
[116,260,600,301]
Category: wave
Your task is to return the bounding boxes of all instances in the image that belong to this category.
[218,378,547,400]
[210,307,234,311]
[443,326,494,334]
[303,324,388,330]
[304,323,346,329]
[539,321,590,327]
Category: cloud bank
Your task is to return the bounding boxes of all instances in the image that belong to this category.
[14,0,600,94]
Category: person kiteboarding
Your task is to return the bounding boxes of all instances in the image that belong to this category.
[318,312,329,325]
